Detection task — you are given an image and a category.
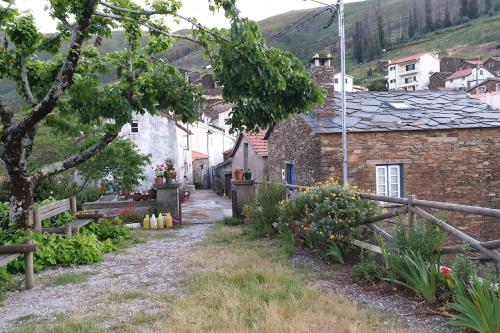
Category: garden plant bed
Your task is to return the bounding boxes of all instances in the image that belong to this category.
[292,248,465,333]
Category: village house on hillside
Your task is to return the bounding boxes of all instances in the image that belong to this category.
[265,57,500,240]
[482,56,500,77]
[386,52,440,91]
[467,77,500,109]
[444,67,495,90]
[229,132,268,181]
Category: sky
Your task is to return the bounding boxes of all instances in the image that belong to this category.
[14,0,364,33]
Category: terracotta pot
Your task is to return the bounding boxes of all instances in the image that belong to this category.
[154,177,164,185]
[234,169,244,180]
[133,192,142,201]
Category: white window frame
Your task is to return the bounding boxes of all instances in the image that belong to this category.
[496,83,500,91]
[405,63,416,72]
[376,165,402,198]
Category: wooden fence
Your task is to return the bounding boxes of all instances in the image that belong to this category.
[254,181,500,263]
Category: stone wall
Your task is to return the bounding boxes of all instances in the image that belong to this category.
[318,128,500,241]
[267,115,322,186]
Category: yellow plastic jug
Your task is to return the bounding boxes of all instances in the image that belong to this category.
[143,214,150,229]
[157,213,164,229]
[165,213,173,228]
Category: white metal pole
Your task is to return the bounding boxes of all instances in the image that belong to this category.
[338,0,348,186]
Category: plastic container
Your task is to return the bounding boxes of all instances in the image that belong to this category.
[150,214,158,229]
[157,213,164,229]
[165,213,173,229]
[143,214,150,229]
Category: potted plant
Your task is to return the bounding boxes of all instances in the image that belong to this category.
[163,158,177,184]
[154,164,165,185]
[133,191,142,201]
[233,168,244,180]
[244,168,252,180]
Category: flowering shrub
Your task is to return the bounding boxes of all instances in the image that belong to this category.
[278,180,379,253]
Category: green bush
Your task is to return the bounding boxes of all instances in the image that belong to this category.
[278,181,379,256]
[75,187,101,208]
[387,219,444,263]
[82,218,129,242]
[452,255,475,286]
[448,276,500,333]
[221,217,244,226]
[351,260,384,284]
[0,202,9,229]
[41,211,76,228]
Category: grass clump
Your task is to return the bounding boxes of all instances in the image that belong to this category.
[108,290,145,303]
[46,272,93,287]
[221,216,244,226]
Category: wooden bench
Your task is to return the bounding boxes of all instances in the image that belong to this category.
[32,197,95,238]
[0,239,37,289]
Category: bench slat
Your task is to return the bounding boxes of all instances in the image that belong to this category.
[0,244,37,255]
[0,253,20,266]
[39,204,71,220]
[41,219,94,234]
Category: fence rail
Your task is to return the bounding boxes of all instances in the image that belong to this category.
[253,181,500,263]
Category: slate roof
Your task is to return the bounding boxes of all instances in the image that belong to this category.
[300,91,500,134]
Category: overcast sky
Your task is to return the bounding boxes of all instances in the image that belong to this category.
[14,0,363,33]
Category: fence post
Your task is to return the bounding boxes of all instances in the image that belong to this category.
[70,196,77,215]
[24,239,35,290]
[66,223,72,239]
[407,195,415,227]
[33,207,42,232]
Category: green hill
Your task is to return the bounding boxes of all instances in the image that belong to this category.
[2,0,500,102]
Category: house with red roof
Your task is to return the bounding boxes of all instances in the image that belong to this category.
[445,66,495,90]
[386,52,440,91]
[229,132,268,181]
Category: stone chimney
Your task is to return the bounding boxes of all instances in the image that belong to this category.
[309,52,335,118]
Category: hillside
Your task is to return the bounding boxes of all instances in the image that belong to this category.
[2,0,500,103]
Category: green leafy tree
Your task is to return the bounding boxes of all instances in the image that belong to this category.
[77,138,151,192]
[0,0,323,227]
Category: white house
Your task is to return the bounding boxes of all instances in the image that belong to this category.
[445,67,495,90]
[120,113,193,190]
[386,52,440,91]
[333,72,354,92]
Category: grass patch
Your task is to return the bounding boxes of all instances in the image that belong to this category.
[108,290,145,303]
[10,317,104,333]
[154,225,415,332]
[221,216,244,226]
[45,272,94,287]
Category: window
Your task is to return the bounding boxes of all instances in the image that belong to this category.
[405,63,416,71]
[478,86,486,93]
[376,165,403,198]
[405,77,412,84]
[479,70,483,75]
[390,79,396,83]
[131,121,139,134]
[413,76,417,82]
[388,101,412,110]
[496,83,500,91]
[334,78,339,84]
[390,66,395,71]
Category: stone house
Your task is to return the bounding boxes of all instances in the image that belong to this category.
[429,72,452,90]
[230,132,268,181]
[265,90,500,240]
[467,77,500,95]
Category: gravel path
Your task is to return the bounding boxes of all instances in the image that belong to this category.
[0,224,211,332]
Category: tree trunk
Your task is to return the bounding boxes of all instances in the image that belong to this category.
[3,129,36,229]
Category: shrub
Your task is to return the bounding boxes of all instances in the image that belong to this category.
[75,187,101,208]
[41,211,76,228]
[385,219,444,263]
[83,218,129,242]
[278,181,379,256]
[448,276,500,333]
[221,217,244,226]
[452,255,475,286]
[351,260,384,284]
[384,250,440,303]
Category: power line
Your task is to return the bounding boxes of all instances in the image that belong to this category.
[268,7,331,41]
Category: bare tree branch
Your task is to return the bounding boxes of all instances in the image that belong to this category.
[20,55,37,104]
[33,129,118,182]
[13,0,98,135]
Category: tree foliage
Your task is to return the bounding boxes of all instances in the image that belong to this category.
[0,0,323,226]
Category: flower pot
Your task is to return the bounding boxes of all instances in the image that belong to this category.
[234,169,244,181]
[141,194,149,201]
[133,192,142,201]
[244,171,252,180]
[154,177,164,185]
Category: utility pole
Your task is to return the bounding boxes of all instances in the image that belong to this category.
[304,0,348,185]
